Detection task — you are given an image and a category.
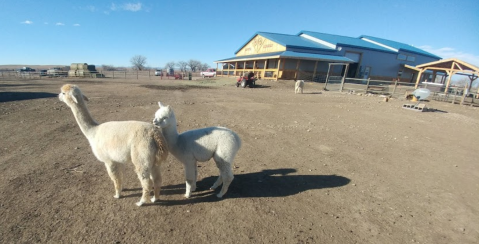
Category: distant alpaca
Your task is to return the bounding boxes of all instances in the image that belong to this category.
[295,80,305,94]
[59,84,168,206]
[153,102,241,198]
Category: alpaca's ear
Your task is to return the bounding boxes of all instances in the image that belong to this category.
[158,101,163,107]
[70,91,78,104]
[83,95,89,102]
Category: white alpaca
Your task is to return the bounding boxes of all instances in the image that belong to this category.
[295,80,305,94]
[58,84,168,206]
[153,102,241,198]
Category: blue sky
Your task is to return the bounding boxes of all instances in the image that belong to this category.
[1,0,478,69]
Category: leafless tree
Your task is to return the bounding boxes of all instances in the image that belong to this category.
[177,61,188,73]
[454,77,469,87]
[101,64,117,71]
[130,55,147,70]
[187,59,202,72]
[165,61,176,71]
[200,63,210,71]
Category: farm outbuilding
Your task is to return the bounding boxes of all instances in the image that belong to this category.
[215,30,441,82]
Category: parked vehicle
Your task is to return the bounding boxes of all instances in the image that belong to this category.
[17,67,36,73]
[47,67,65,77]
[39,70,48,76]
[200,68,216,78]
[236,72,256,88]
[155,69,162,76]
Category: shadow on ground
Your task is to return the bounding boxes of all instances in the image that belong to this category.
[0,92,58,102]
[123,168,350,206]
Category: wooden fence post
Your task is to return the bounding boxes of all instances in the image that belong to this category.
[392,79,398,96]
[365,78,371,93]
[451,87,457,104]
[460,85,468,105]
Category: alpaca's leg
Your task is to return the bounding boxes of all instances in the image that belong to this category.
[184,161,197,198]
[134,162,153,206]
[150,164,162,203]
[210,175,223,190]
[217,168,234,198]
[104,161,124,199]
[213,156,234,198]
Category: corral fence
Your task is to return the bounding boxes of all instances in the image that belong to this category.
[0,70,203,80]
[321,75,479,106]
[295,70,478,105]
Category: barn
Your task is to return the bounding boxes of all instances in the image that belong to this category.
[214,30,441,82]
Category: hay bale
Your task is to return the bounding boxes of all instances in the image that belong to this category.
[68,70,77,77]
[81,64,88,70]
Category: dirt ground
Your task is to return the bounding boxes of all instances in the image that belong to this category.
[0,77,478,244]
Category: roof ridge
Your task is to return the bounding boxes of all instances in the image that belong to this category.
[259,32,297,37]
[299,30,358,39]
[361,35,413,46]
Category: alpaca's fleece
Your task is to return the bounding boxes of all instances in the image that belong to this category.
[59,84,168,206]
[295,80,304,94]
[153,102,241,198]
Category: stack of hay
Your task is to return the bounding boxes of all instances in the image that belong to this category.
[68,63,97,77]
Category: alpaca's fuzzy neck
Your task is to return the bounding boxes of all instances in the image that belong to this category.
[161,111,180,150]
[70,99,98,138]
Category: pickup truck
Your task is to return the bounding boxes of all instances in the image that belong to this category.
[200,68,216,78]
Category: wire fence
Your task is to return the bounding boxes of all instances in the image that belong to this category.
[0,70,203,80]
[2,69,477,106]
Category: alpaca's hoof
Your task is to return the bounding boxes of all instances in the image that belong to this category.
[184,193,191,198]
[151,197,160,203]
[210,186,217,190]
[136,201,145,207]
[114,194,120,199]
[216,193,223,198]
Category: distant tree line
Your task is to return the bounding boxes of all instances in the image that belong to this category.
[100,55,211,72]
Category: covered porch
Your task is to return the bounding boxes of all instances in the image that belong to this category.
[214,51,353,81]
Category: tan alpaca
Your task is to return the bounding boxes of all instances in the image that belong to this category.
[59,84,168,206]
[295,80,304,94]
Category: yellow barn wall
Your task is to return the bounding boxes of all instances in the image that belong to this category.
[236,35,286,56]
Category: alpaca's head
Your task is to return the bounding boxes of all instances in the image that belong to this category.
[59,84,89,106]
[153,102,174,128]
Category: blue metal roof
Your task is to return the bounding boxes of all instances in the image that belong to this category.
[216,51,353,63]
[228,30,441,63]
[234,32,335,54]
[359,35,442,59]
[298,30,396,53]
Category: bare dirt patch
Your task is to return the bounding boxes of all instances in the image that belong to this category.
[0,77,478,243]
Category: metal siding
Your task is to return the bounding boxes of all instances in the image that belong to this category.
[345,52,361,62]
